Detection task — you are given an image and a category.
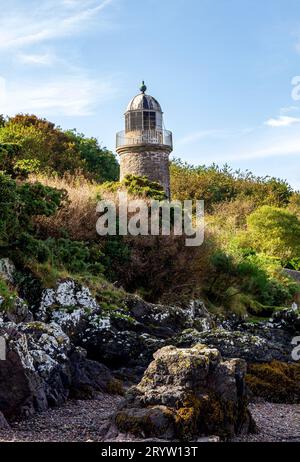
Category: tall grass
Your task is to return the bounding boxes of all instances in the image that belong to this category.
[29,171,100,240]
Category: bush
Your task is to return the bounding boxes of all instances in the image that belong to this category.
[64,130,119,182]
[0,277,16,312]
[247,205,300,260]
[103,174,166,200]
[170,159,293,211]
[0,114,84,174]
[203,251,297,315]
[0,172,67,249]
[0,115,120,183]
[44,238,104,275]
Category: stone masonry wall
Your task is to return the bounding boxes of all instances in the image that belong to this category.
[120,150,170,198]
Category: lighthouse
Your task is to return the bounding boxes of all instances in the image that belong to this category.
[116,82,173,198]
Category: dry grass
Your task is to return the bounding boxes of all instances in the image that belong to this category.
[29,174,156,241]
[29,171,100,240]
[27,174,213,302]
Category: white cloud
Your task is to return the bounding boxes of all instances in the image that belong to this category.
[17,53,55,66]
[177,128,254,146]
[279,106,300,114]
[225,136,300,161]
[0,0,115,50]
[0,1,120,118]
[265,115,300,127]
[177,130,225,145]
[0,74,118,117]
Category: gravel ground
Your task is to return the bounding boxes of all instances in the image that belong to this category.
[0,396,299,442]
[231,402,300,442]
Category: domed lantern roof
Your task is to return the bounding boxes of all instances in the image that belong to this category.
[116,81,173,157]
[126,81,162,113]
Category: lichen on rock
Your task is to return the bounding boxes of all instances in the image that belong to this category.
[115,344,256,441]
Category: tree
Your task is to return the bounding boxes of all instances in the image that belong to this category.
[247,205,300,259]
[64,129,119,182]
[0,114,84,175]
[170,159,293,211]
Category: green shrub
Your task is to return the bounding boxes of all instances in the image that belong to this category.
[0,277,16,312]
[0,172,67,249]
[171,159,293,211]
[44,238,104,275]
[0,115,120,182]
[103,174,166,200]
[204,251,297,315]
[64,130,119,182]
[247,205,300,260]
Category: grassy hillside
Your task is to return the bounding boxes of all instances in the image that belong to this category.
[0,114,299,318]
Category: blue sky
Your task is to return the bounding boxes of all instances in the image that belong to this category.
[1,0,300,188]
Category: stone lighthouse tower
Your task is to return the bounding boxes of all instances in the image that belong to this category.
[116,82,173,198]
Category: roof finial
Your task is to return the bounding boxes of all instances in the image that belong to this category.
[140,80,147,94]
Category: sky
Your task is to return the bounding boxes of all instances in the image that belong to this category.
[1,0,300,188]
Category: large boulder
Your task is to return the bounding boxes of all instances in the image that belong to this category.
[0,320,116,421]
[115,344,256,441]
[0,321,71,420]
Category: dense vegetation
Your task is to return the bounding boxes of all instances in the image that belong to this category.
[0,113,299,319]
[0,114,119,182]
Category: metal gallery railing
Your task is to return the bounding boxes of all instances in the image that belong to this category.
[116,129,173,149]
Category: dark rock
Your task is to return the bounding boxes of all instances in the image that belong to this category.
[115,406,176,439]
[0,317,121,422]
[270,307,300,334]
[115,344,256,441]
[35,281,214,368]
[172,328,293,363]
[124,297,213,338]
[69,347,122,398]
[0,321,71,420]
[1,297,33,324]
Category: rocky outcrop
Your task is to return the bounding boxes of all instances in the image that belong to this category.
[33,279,298,368]
[115,344,256,441]
[0,320,116,421]
[124,297,213,338]
[172,328,292,363]
[34,280,213,368]
[36,279,99,324]
[0,321,71,420]
[270,307,300,334]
